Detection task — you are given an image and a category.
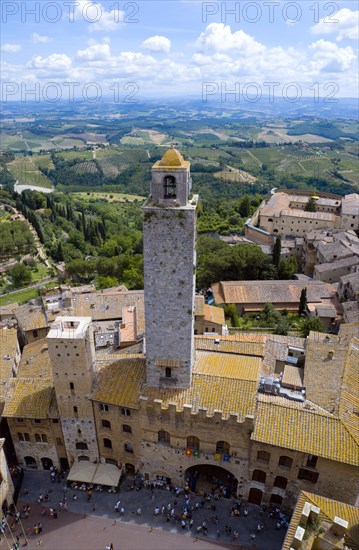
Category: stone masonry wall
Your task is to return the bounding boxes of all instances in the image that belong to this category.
[143,201,197,388]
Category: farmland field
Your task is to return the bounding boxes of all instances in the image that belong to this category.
[73,192,145,202]
[7,156,53,188]
[214,168,257,183]
[73,161,99,174]
[57,150,94,161]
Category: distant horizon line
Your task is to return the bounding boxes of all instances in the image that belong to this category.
[1,95,359,104]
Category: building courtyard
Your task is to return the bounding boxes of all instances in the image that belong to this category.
[0,471,287,550]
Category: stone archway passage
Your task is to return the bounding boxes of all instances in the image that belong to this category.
[24,456,37,470]
[185,464,238,498]
[41,457,54,470]
[125,463,135,476]
[248,487,263,505]
[270,493,283,505]
[60,457,69,471]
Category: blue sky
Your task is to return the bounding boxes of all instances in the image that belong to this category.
[1,1,358,101]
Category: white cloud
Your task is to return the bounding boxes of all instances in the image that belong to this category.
[76,42,111,61]
[142,36,171,53]
[5,22,357,99]
[72,0,125,32]
[195,23,265,56]
[27,53,72,71]
[309,39,356,72]
[311,8,359,41]
[1,43,21,53]
[31,33,51,44]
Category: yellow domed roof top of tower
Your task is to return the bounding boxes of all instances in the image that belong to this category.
[153,147,190,170]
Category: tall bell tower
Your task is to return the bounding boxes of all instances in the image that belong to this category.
[143,148,198,388]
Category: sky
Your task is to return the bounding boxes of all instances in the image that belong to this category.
[1,0,358,103]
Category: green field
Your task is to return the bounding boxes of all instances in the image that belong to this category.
[120,136,145,145]
[73,192,145,202]
[52,138,87,149]
[0,281,57,306]
[32,154,54,171]
[7,156,53,188]
[57,150,94,161]
[31,261,51,282]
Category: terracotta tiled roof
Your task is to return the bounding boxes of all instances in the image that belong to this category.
[93,358,146,408]
[252,398,359,466]
[17,339,52,378]
[315,255,359,273]
[304,335,350,415]
[282,365,304,389]
[338,338,359,444]
[0,327,19,411]
[93,349,260,419]
[262,334,306,376]
[145,375,257,419]
[3,378,55,418]
[194,351,261,380]
[341,193,359,215]
[339,323,359,338]
[195,334,265,357]
[212,280,335,306]
[203,304,224,326]
[15,303,48,332]
[282,491,359,550]
[2,339,54,418]
[73,290,145,332]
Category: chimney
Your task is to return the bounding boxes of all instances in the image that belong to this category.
[330,516,348,538]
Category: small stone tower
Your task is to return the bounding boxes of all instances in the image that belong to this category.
[143,147,198,388]
[47,316,99,465]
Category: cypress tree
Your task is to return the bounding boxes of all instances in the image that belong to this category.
[272,235,282,267]
[299,287,308,315]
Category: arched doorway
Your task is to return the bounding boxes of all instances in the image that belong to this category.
[24,456,37,470]
[248,487,263,505]
[41,457,53,470]
[60,458,69,471]
[270,493,283,506]
[185,464,238,498]
[125,463,135,476]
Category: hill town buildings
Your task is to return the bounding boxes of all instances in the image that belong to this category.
[0,150,358,518]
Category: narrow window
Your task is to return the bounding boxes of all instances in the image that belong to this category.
[252,470,266,483]
[306,454,318,468]
[102,419,111,429]
[158,430,170,445]
[164,175,176,199]
[257,450,270,464]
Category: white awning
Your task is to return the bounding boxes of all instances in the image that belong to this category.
[67,462,97,483]
[67,462,122,486]
[92,463,122,487]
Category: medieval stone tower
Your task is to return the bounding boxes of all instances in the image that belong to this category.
[143,148,198,389]
[47,317,99,465]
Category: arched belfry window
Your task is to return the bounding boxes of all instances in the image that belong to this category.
[164,175,176,199]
